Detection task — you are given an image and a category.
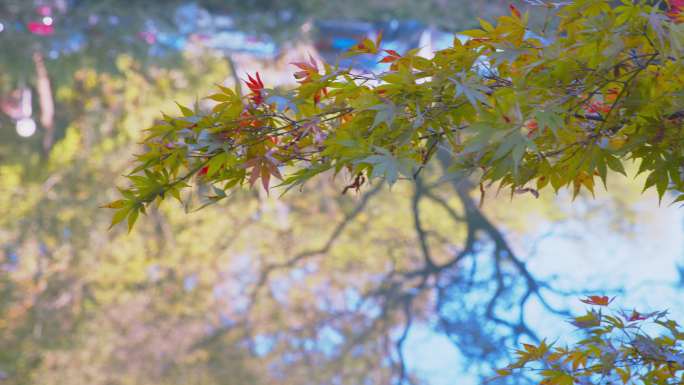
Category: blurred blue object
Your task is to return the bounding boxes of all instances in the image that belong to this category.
[331,37,356,51]
[156,32,187,51]
[313,19,471,72]
[174,2,212,34]
[314,20,377,70]
[205,30,277,58]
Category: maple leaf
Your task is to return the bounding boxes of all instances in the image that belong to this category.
[361,151,415,186]
[368,101,397,129]
[580,295,614,306]
[238,109,262,129]
[349,32,382,55]
[291,54,319,84]
[627,310,648,322]
[305,121,326,144]
[449,72,490,111]
[509,3,522,19]
[524,119,539,139]
[244,153,283,192]
[313,87,328,105]
[584,100,610,114]
[379,49,401,63]
[571,309,601,328]
[245,72,265,105]
[291,55,328,104]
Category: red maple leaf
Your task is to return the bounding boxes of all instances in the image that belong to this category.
[313,87,328,105]
[245,72,265,105]
[584,100,611,114]
[627,310,648,322]
[291,55,328,104]
[292,54,319,84]
[524,119,539,139]
[580,295,614,306]
[244,153,283,192]
[509,4,522,19]
[238,109,261,129]
[379,49,401,64]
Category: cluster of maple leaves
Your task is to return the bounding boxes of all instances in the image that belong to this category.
[108,0,684,231]
[497,296,683,385]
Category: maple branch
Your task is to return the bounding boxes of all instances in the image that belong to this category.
[412,177,437,270]
[395,296,414,385]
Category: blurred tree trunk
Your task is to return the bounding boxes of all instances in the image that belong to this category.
[32,51,55,153]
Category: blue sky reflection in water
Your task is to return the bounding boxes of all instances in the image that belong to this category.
[403,187,684,385]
